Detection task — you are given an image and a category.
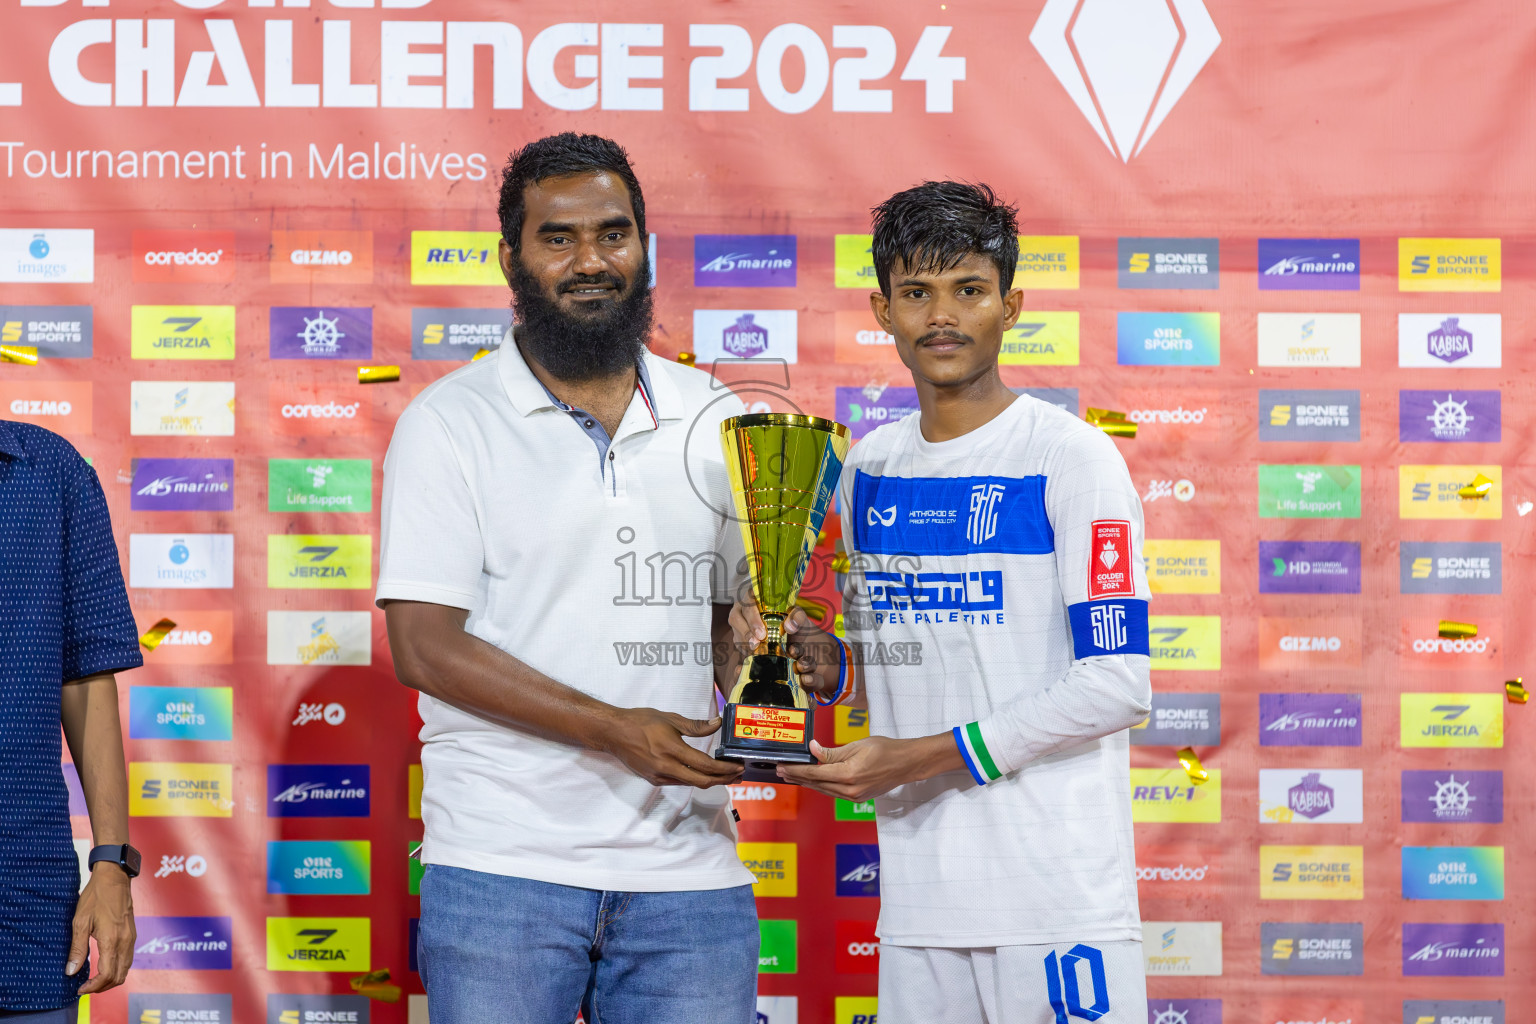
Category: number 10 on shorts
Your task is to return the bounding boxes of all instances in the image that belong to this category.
[1044,944,1109,1023]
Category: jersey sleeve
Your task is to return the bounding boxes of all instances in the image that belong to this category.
[954,425,1152,784]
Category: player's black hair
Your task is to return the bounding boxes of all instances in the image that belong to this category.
[497,133,646,254]
[870,181,1019,297]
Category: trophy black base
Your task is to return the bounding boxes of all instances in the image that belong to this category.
[714,702,816,784]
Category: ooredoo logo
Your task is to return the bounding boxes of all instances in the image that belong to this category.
[1401,618,1500,668]
[271,231,374,284]
[132,230,236,283]
[270,383,370,437]
[1135,845,1220,898]
[834,920,879,974]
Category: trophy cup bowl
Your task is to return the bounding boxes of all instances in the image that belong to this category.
[714,413,851,783]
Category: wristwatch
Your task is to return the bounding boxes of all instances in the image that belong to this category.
[87,843,142,879]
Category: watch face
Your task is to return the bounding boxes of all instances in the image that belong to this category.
[122,844,143,878]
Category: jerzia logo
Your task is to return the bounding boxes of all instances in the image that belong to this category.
[1030,0,1220,161]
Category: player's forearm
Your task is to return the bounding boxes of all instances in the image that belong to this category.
[61,673,130,847]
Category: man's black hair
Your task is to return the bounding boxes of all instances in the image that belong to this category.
[497,133,646,253]
[870,181,1019,297]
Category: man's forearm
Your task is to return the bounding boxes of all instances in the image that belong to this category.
[60,673,129,847]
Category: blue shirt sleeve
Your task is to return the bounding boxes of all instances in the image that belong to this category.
[59,460,143,683]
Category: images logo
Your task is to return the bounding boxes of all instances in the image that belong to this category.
[1144,540,1220,595]
[1400,694,1502,749]
[1259,541,1361,594]
[1015,235,1080,288]
[1130,768,1222,823]
[693,310,798,362]
[270,230,373,284]
[1258,770,1363,824]
[269,307,372,360]
[1401,846,1504,901]
[1400,542,1500,595]
[738,842,797,897]
[267,765,370,817]
[0,305,92,357]
[1141,921,1223,975]
[130,763,232,818]
[1259,617,1362,670]
[132,230,235,283]
[1260,922,1363,976]
[758,919,798,974]
[130,381,235,437]
[128,534,235,590]
[1258,389,1358,443]
[1256,313,1361,367]
[999,312,1079,365]
[266,611,372,667]
[835,843,881,897]
[1398,313,1501,368]
[267,840,371,896]
[266,917,370,972]
[1148,616,1221,670]
[129,686,233,742]
[1130,693,1220,747]
[1402,770,1502,824]
[131,458,234,512]
[833,234,876,288]
[133,916,233,970]
[410,230,501,285]
[695,234,796,287]
[131,306,236,360]
[1030,2,1220,161]
[1402,923,1503,976]
[410,307,509,361]
[135,610,233,665]
[836,386,920,441]
[1260,845,1363,900]
[129,994,231,1023]
[1258,238,1360,290]
[1399,389,1500,443]
[730,782,800,822]
[1399,238,1501,292]
[1117,238,1219,288]
[0,228,93,282]
[1258,465,1360,519]
[267,535,372,590]
[1117,313,1219,365]
[1259,694,1362,747]
[268,459,371,513]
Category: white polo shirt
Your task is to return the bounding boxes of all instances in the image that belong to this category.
[377,338,753,892]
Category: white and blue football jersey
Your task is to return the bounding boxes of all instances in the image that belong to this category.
[840,394,1152,947]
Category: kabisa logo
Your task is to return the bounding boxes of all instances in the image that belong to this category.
[1030,2,1219,161]
[131,458,234,512]
[267,840,371,896]
[1288,773,1335,820]
[1400,694,1502,749]
[1258,389,1359,443]
[0,305,92,358]
[128,534,235,590]
[268,765,370,818]
[133,916,233,970]
[131,230,235,283]
[1401,1000,1505,1024]
[835,843,881,897]
[1117,313,1221,365]
[1258,769,1363,824]
[1400,542,1500,596]
[271,230,374,284]
[409,230,502,285]
[1399,390,1501,443]
[1258,239,1361,290]
[1261,922,1363,976]
[131,306,237,360]
[1401,846,1505,901]
[129,994,232,1023]
[130,762,233,818]
[1259,541,1360,594]
[1402,924,1504,977]
[693,309,798,363]
[1398,314,1502,368]
[268,535,372,590]
[695,234,797,287]
[270,307,373,360]
[1401,770,1502,824]
[129,686,234,742]
[1259,694,1363,747]
[998,312,1080,365]
[1398,238,1501,293]
[266,918,371,973]
[0,228,94,282]
[1130,768,1222,823]
[410,307,509,361]
[1117,238,1220,288]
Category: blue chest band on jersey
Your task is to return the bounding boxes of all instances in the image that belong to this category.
[1068,599,1150,657]
[851,471,1054,556]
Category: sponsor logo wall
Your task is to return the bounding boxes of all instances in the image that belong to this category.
[3,8,1525,1020]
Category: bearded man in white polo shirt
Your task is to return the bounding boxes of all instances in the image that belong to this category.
[377,133,757,1024]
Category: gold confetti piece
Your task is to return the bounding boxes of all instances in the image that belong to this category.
[833,612,845,640]
[1085,407,1137,439]
[139,618,177,651]
[0,345,38,365]
[351,970,402,1003]
[1264,805,1295,824]
[358,365,400,384]
[1506,678,1528,704]
[471,348,491,362]
[1458,474,1494,499]
[830,552,851,574]
[676,351,696,366]
[795,597,828,622]
[1177,746,1209,785]
[1438,620,1477,639]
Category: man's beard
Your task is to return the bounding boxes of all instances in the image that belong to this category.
[509,255,654,382]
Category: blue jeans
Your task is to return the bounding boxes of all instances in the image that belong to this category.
[418,865,758,1024]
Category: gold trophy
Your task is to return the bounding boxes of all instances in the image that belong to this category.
[715,413,851,783]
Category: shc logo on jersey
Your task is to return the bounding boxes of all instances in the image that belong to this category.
[852,471,1051,557]
[967,483,1006,544]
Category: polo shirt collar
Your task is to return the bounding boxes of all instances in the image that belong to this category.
[0,419,25,459]
[496,328,683,423]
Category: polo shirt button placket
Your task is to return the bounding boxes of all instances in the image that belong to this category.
[607,449,617,497]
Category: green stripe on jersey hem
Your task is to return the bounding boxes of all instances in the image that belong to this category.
[965,721,1002,780]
